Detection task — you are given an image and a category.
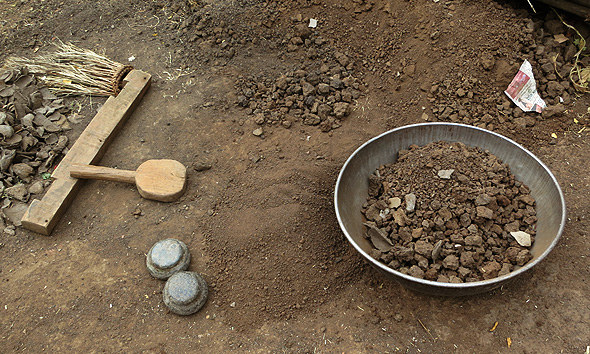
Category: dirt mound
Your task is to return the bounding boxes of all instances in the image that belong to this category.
[202,163,365,327]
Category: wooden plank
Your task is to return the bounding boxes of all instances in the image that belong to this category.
[20,69,152,235]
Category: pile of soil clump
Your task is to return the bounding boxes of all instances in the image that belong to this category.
[151,0,365,134]
[361,141,537,283]
[234,20,363,133]
[234,58,362,133]
[424,9,587,137]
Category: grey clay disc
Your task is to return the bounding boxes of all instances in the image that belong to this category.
[146,238,190,279]
[163,271,208,315]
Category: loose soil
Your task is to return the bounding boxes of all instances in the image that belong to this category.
[362,141,535,283]
[1,0,589,353]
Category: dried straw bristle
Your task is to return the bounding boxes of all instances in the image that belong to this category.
[3,42,132,97]
[553,11,590,93]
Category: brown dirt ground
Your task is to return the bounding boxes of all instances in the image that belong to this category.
[1,0,589,353]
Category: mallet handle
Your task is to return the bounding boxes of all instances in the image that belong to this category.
[70,164,136,184]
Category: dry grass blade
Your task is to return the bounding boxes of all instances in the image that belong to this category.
[554,11,590,93]
[526,0,536,13]
[2,42,132,97]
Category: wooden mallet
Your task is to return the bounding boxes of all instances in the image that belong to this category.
[70,159,187,202]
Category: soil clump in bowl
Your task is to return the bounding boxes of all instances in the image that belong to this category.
[361,141,537,283]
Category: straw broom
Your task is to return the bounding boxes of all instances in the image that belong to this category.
[3,42,133,97]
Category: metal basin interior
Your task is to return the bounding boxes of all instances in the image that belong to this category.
[334,123,566,296]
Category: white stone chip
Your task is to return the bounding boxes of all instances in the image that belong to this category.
[510,231,532,247]
[437,169,455,179]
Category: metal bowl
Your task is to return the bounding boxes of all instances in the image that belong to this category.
[334,123,566,296]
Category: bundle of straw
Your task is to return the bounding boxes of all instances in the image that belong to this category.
[3,42,133,97]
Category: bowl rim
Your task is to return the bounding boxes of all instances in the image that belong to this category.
[334,122,567,291]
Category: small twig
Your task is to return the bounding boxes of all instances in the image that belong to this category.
[489,321,499,332]
[526,0,536,13]
[125,15,160,29]
[166,52,173,67]
[417,319,436,340]
[161,68,195,81]
[552,53,564,79]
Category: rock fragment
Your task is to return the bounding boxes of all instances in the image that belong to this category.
[437,169,454,179]
[510,231,532,247]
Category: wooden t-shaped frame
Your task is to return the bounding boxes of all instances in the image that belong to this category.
[21,69,152,235]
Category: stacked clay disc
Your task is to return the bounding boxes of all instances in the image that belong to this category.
[163,271,208,315]
[146,238,208,315]
[146,238,191,279]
